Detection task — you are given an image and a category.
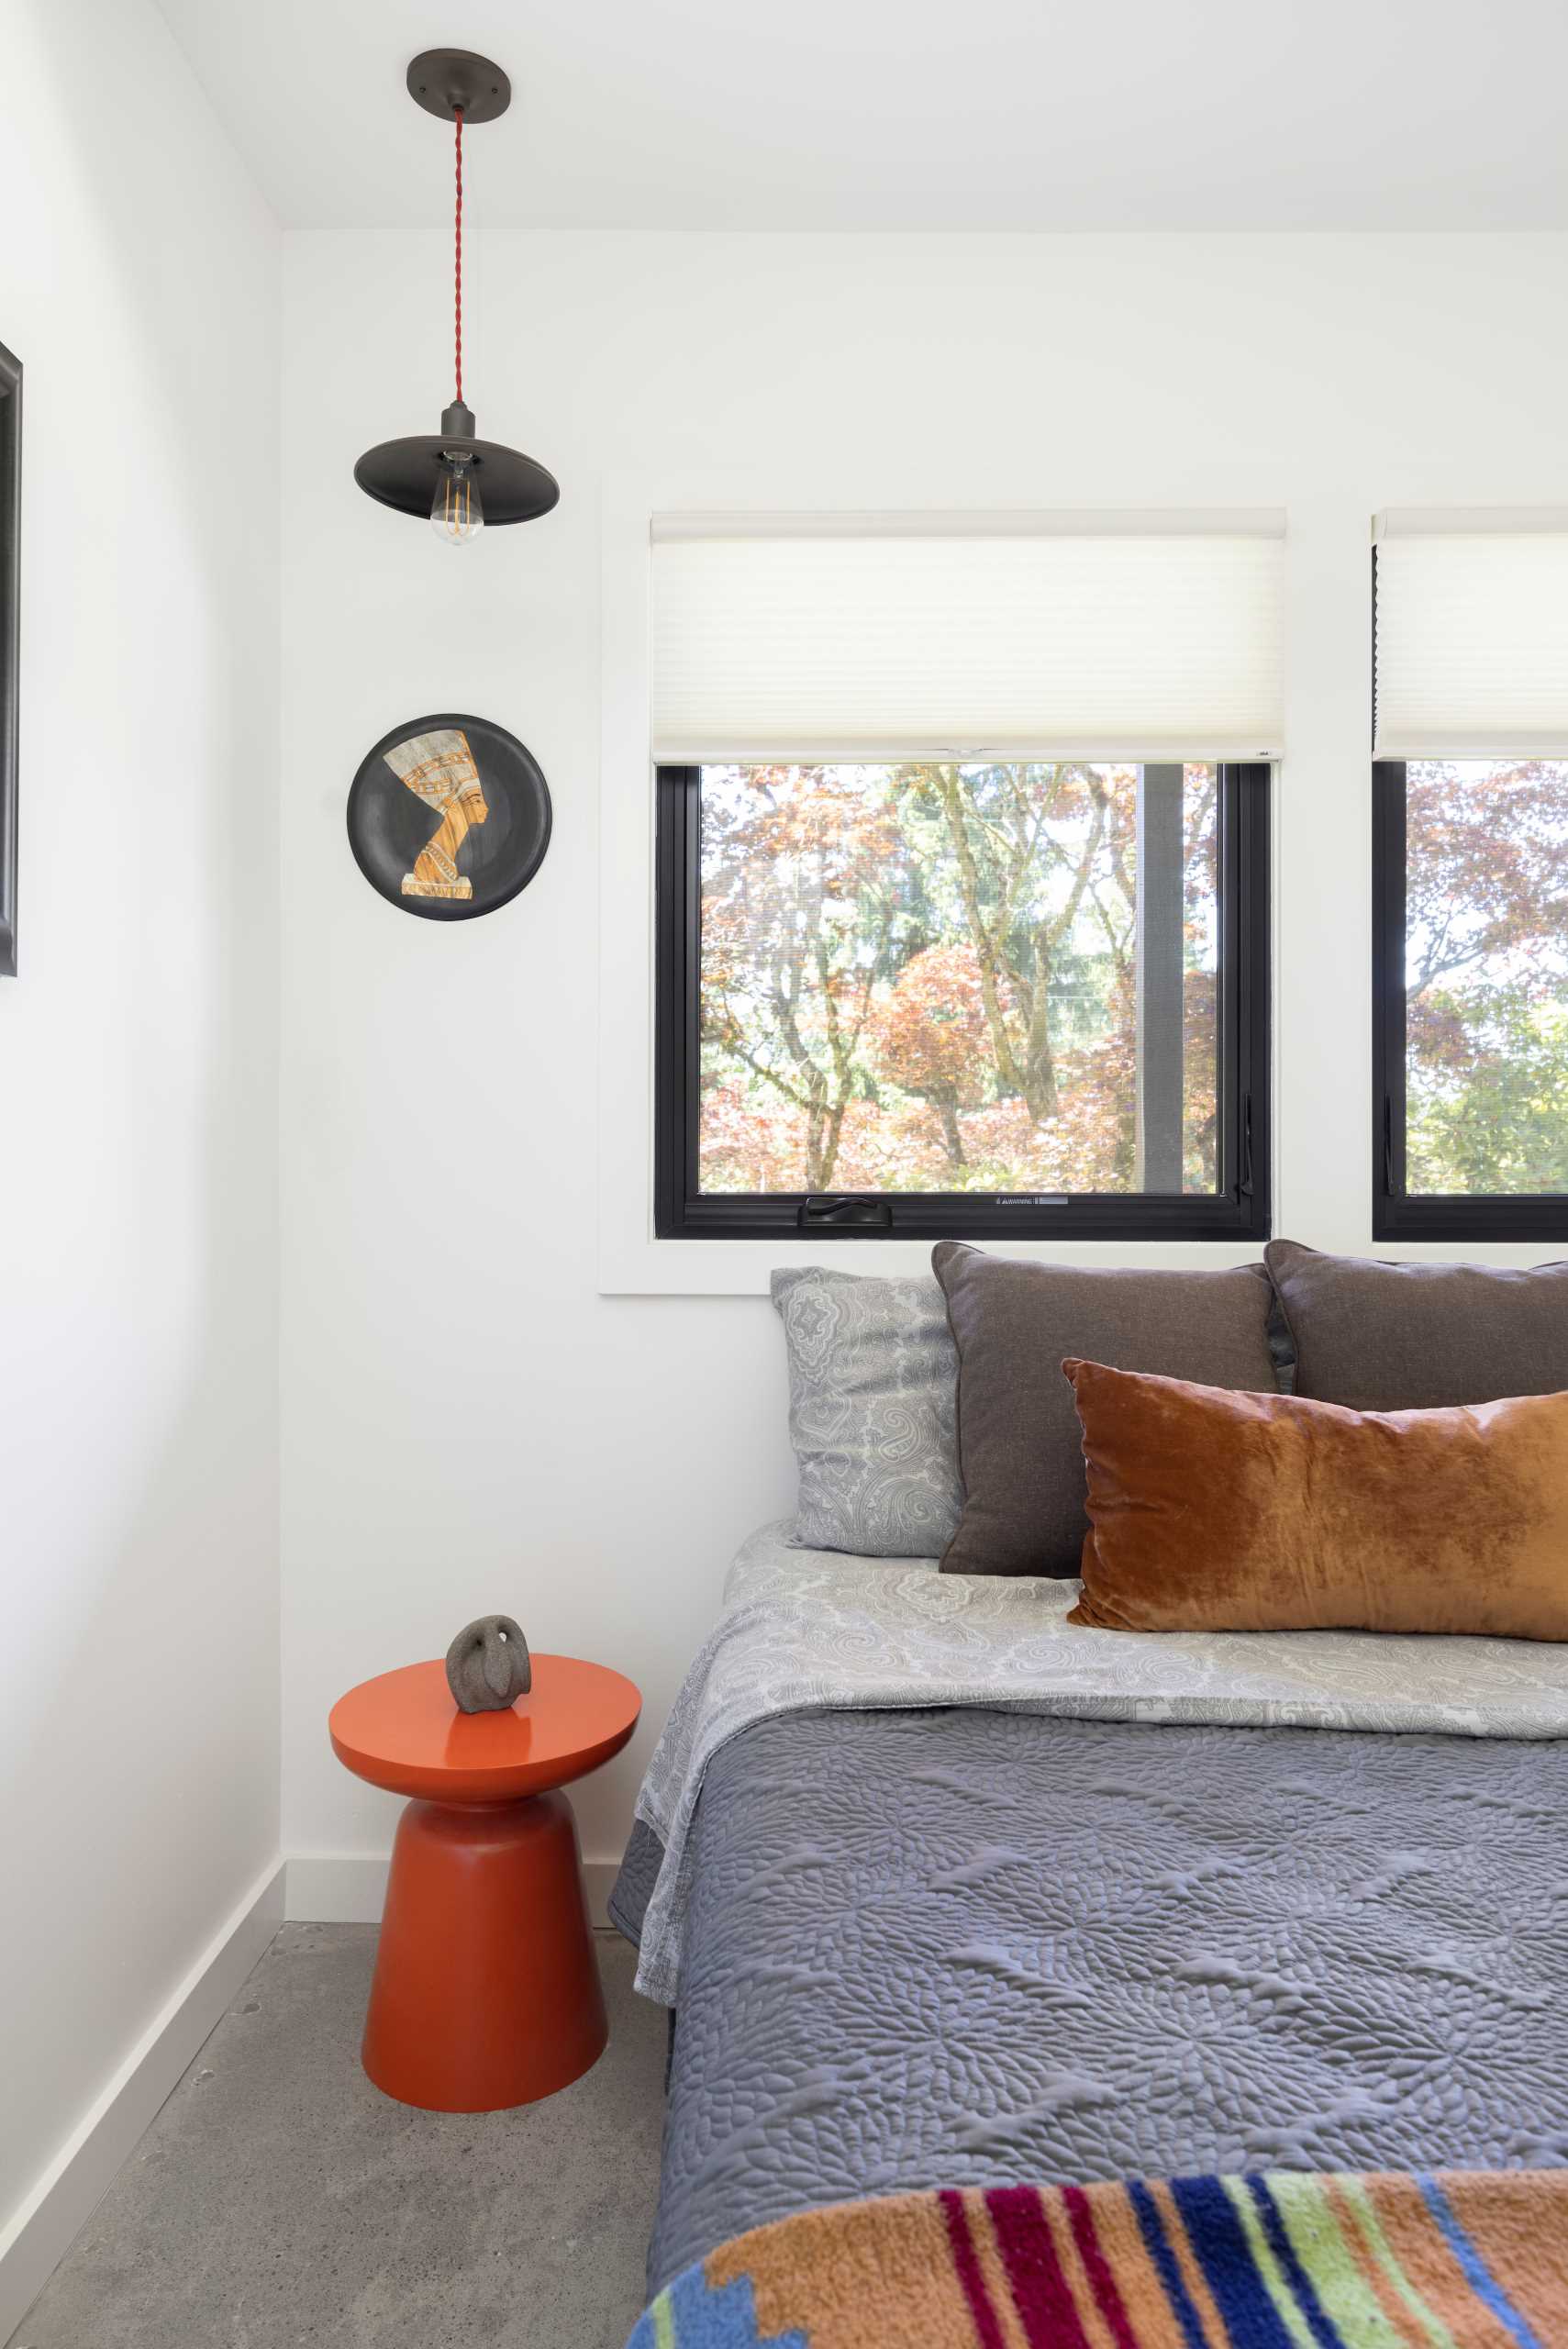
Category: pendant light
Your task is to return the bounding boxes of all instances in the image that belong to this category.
[354,50,559,542]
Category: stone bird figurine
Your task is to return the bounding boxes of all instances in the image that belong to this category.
[445,1615,531,1713]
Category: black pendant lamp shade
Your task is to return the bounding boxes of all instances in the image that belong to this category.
[353,50,559,537]
[354,403,559,529]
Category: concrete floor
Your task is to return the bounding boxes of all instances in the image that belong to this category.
[13,1925,668,2349]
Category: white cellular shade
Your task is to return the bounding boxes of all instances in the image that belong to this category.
[650,514,1284,763]
[1374,512,1568,758]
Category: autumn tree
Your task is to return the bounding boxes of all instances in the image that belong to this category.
[698,758,1229,1199]
[864,944,995,1165]
[1405,761,1568,1004]
[1403,760,1568,1194]
[894,762,1128,1125]
[699,765,912,1190]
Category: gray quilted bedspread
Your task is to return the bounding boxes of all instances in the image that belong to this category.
[620,1704,1568,2296]
[625,1524,1568,2007]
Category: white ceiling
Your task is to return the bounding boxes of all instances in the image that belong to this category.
[156,0,1568,233]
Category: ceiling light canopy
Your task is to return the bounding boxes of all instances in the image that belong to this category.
[353,49,559,544]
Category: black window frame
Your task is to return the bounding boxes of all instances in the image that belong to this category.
[1373,759,1568,1243]
[655,760,1272,1242]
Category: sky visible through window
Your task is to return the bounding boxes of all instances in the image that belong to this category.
[696,763,1219,1197]
[1405,761,1568,1196]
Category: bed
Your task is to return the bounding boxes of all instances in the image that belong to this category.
[611,1522,1568,2301]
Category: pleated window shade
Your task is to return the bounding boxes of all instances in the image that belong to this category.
[1374,511,1568,758]
[650,513,1285,764]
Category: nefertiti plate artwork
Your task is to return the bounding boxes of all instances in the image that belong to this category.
[347,713,551,921]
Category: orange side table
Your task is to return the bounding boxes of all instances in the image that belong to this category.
[328,1654,640,2112]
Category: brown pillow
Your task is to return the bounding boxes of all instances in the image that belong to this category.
[1265,1238,1568,1413]
[933,1241,1285,1577]
[1064,1355,1568,1640]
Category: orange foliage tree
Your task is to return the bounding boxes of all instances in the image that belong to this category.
[1403,760,1568,1191]
[697,760,1224,1197]
[864,945,994,1167]
[699,766,909,1191]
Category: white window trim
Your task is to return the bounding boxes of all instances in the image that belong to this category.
[598,473,1552,1297]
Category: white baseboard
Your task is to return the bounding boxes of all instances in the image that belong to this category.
[284,1852,389,1925]
[285,1850,623,1929]
[0,1856,285,2349]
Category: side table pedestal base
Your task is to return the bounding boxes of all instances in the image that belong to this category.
[361,1788,606,2111]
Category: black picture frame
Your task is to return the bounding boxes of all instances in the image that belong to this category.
[0,340,18,978]
[1373,759,1568,1242]
[654,762,1273,1242]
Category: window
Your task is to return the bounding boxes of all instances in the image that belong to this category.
[1373,762,1568,1240]
[656,759,1270,1240]
[651,511,1281,1242]
[1373,513,1568,1240]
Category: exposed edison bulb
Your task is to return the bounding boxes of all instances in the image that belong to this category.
[431,459,484,545]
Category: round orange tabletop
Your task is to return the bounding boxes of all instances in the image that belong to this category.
[329,1655,641,1807]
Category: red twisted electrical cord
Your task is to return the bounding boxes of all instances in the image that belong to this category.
[454,106,464,403]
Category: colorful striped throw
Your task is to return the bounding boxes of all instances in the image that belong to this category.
[628,2172,1568,2347]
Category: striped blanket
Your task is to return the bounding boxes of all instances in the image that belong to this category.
[627,2173,1568,2347]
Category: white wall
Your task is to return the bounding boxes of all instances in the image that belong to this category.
[4,65,1562,2321]
[280,228,1568,1887]
[0,0,280,2296]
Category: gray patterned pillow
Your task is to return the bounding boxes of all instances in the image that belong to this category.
[771,1266,963,1557]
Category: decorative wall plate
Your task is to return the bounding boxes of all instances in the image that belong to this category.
[347,712,551,921]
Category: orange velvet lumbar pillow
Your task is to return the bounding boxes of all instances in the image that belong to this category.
[1062,1356,1568,1640]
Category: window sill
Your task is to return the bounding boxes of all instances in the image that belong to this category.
[599,1230,1278,1297]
